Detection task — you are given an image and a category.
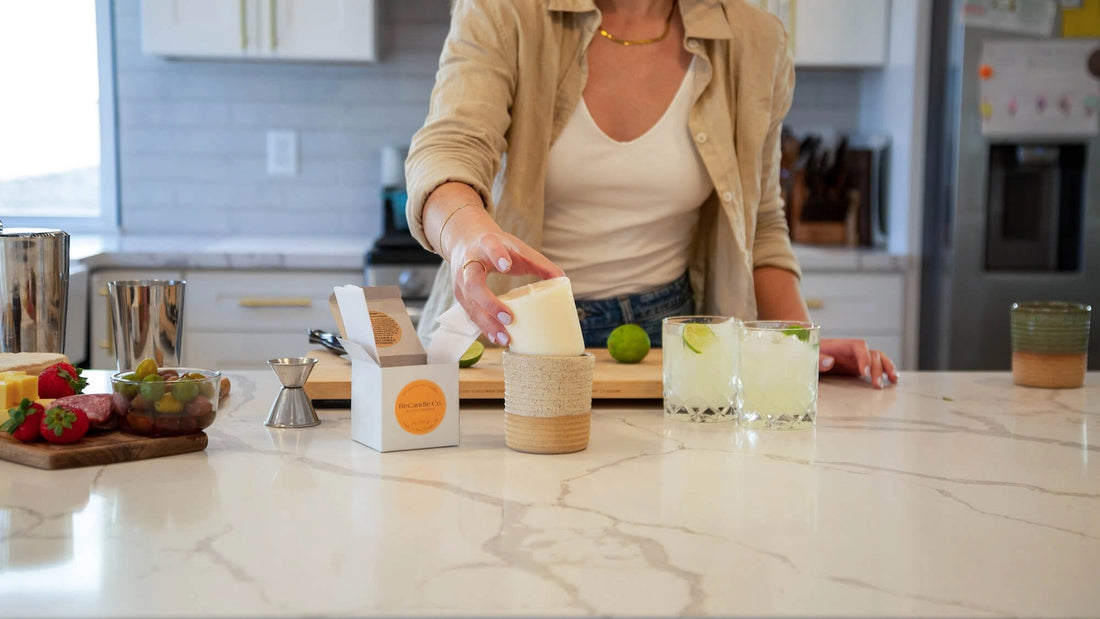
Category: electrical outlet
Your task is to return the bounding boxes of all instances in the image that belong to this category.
[266,130,298,177]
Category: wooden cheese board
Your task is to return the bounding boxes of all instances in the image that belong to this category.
[302,347,664,401]
[0,431,208,470]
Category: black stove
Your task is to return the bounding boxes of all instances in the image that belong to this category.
[365,187,442,326]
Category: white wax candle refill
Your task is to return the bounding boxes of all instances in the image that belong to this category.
[499,277,586,356]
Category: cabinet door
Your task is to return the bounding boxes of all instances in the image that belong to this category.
[799,272,905,363]
[141,0,253,58]
[792,0,889,67]
[263,0,377,61]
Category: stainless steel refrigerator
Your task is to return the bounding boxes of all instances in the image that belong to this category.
[920,1,1100,370]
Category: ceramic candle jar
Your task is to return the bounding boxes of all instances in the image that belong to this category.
[1011,301,1091,388]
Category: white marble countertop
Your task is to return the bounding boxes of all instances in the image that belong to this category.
[4,370,1094,617]
[70,234,375,271]
[66,233,908,273]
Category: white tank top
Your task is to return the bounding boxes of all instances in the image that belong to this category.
[542,60,713,299]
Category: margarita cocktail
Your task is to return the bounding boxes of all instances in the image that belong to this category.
[737,321,820,430]
[662,316,739,422]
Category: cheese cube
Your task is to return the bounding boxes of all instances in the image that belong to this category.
[0,379,16,411]
[0,371,38,409]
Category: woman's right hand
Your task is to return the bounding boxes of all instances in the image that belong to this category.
[427,185,563,345]
[447,224,563,346]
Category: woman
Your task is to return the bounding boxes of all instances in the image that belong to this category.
[405,0,899,389]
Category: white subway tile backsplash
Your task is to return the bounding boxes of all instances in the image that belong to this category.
[123,154,232,182]
[173,183,284,209]
[114,0,863,238]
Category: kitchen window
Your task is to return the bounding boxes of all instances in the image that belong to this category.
[0,0,118,232]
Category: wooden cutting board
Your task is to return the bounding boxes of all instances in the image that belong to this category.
[303,347,663,401]
[0,431,208,470]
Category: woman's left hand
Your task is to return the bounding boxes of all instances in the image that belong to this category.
[818,338,899,389]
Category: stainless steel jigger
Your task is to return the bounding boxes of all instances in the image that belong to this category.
[266,357,320,428]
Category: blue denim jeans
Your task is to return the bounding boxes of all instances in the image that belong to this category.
[575,271,694,348]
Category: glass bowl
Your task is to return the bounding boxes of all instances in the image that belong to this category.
[111,367,222,437]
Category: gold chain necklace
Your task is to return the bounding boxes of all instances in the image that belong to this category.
[597,1,677,47]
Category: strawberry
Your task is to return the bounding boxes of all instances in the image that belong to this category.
[1,398,44,443]
[38,362,88,398]
[40,405,89,445]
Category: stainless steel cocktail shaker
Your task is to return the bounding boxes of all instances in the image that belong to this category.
[0,219,70,353]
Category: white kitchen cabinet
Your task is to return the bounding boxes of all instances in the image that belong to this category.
[141,0,377,62]
[90,268,360,371]
[67,263,90,367]
[799,272,905,364]
[793,0,889,67]
[181,269,358,370]
[756,0,889,67]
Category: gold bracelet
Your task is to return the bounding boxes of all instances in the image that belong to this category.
[436,202,473,258]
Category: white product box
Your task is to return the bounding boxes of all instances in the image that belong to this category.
[331,285,459,453]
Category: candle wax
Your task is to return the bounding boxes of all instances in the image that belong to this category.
[499,277,586,356]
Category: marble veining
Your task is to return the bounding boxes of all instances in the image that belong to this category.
[1,371,1096,616]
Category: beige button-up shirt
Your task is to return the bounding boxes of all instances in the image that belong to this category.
[406,0,801,334]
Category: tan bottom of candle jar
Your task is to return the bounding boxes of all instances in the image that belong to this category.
[502,351,594,454]
[1012,351,1087,388]
[505,412,591,454]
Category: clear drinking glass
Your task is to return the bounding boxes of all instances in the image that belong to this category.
[737,321,820,430]
[662,316,739,423]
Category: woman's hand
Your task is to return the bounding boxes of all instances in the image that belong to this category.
[818,338,899,389]
[447,225,563,346]
[423,183,564,345]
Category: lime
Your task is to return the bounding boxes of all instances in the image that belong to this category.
[682,323,718,354]
[607,324,651,364]
[781,325,810,342]
[459,340,485,368]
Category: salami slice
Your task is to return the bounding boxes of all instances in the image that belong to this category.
[51,393,117,429]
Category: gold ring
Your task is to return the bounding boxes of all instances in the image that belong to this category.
[461,258,488,274]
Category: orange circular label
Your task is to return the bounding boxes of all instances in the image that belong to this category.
[369,311,402,348]
[394,379,446,435]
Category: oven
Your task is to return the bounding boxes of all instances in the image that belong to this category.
[365,186,442,328]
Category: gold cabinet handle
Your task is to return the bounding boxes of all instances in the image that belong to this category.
[239,297,312,308]
[806,299,825,310]
[270,0,278,50]
[240,0,249,50]
[101,290,114,353]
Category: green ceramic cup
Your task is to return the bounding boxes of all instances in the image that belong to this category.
[1010,301,1091,388]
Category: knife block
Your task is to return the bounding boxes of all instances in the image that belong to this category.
[789,170,859,246]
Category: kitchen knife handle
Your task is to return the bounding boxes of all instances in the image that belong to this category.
[239,297,312,308]
[97,287,113,353]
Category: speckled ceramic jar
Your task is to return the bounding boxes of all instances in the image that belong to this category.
[1011,301,1091,388]
[503,351,594,454]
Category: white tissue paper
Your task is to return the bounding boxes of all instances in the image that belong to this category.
[427,303,482,365]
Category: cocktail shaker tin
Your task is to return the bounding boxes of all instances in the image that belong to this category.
[0,219,70,353]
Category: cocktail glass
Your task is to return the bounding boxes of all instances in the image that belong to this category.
[737,321,820,430]
[662,316,739,423]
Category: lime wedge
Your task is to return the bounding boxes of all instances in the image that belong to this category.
[781,325,810,342]
[682,323,719,354]
[459,340,485,368]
